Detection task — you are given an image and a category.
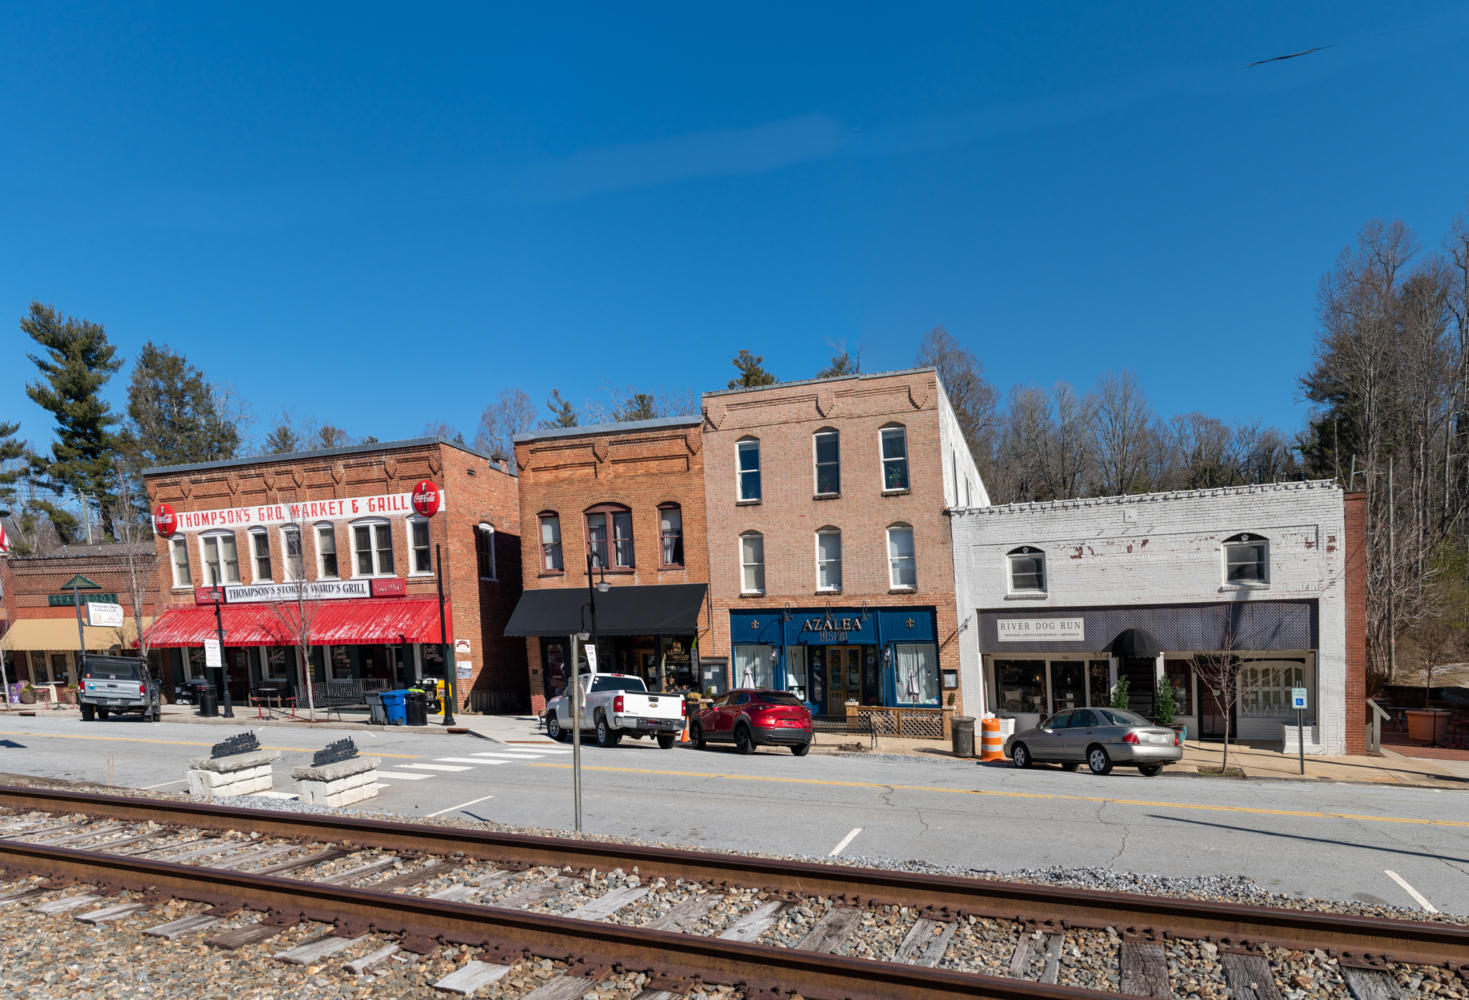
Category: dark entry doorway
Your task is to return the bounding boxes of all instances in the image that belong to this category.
[1198,674,1232,739]
[1121,658,1156,720]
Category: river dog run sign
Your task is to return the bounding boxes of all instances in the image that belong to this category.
[996,618,1086,642]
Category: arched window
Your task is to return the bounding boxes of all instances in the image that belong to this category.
[1007,546,1045,594]
[199,530,240,585]
[740,531,765,595]
[538,512,563,573]
[813,429,840,496]
[887,523,916,590]
[351,517,395,576]
[658,503,684,568]
[1224,533,1269,585]
[736,437,761,501]
[816,527,842,591]
[880,424,909,491]
[586,502,634,569]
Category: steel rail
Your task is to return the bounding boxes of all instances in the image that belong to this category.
[0,837,1113,1000]
[1,785,1465,970]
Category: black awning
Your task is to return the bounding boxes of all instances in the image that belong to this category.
[504,583,707,637]
[1110,627,1162,659]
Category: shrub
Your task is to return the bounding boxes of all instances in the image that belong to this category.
[1154,675,1177,726]
[1111,676,1130,711]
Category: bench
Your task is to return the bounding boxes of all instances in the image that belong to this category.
[316,679,367,720]
[810,714,876,750]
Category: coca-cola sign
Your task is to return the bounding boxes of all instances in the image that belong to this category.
[153,503,177,536]
[412,479,441,518]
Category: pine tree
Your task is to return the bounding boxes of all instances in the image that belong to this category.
[0,421,25,511]
[728,350,777,389]
[542,389,578,428]
[817,349,859,378]
[22,302,123,542]
[614,393,657,422]
[263,423,301,454]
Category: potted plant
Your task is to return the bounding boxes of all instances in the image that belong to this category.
[1110,676,1130,711]
[19,683,36,705]
[58,684,78,706]
[1154,675,1185,742]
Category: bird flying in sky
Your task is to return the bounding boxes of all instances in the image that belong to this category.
[1247,45,1334,68]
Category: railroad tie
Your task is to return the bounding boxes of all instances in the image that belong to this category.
[796,906,863,954]
[497,878,579,910]
[1220,952,1284,1000]
[164,839,250,863]
[346,943,402,975]
[1119,939,1174,998]
[143,913,223,940]
[1341,967,1407,1000]
[565,884,650,921]
[276,933,366,965]
[322,857,399,885]
[75,902,148,925]
[893,918,957,967]
[44,822,123,846]
[0,886,47,907]
[206,920,292,950]
[428,884,482,902]
[521,976,595,1000]
[368,860,462,892]
[644,894,724,932]
[631,992,681,1000]
[212,843,298,870]
[79,832,157,853]
[718,900,787,943]
[431,960,512,995]
[253,847,350,876]
[32,894,102,915]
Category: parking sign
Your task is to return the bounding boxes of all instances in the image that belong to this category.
[1291,687,1308,710]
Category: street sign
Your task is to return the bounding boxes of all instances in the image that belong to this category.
[204,638,222,668]
[585,644,598,674]
[411,479,441,518]
[86,602,125,628]
[1291,687,1308,710]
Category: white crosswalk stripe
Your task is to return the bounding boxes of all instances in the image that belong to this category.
[403,763,471,772]
[376,769,433,780]
[484,746,571,754]
[435,757,508,765]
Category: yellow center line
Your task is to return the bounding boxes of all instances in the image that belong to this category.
[0,729,426,760]
[527,763,1469,829]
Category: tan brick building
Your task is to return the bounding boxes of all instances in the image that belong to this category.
[506,417,709,714]
[701,369,986,729]
[142,437,524,711]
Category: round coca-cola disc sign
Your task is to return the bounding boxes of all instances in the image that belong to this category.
[153,503,177,536]
[411,480,441,517]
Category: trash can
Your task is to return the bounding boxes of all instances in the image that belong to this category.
[380,689,408,726]
[197,685,219,718]
[405,689,428,727]
[951,716,975,758]
[366,692,387,726]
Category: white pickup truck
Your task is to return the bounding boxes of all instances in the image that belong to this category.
[544,673,685,749]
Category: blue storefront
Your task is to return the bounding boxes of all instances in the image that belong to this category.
[728,607,941,716]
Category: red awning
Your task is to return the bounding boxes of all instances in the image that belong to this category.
[146,598,448,648]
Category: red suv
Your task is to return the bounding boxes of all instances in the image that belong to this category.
[691,689,812,756]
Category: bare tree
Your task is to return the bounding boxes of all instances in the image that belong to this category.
[109,463,161,670]
[917,326,999,482]
[474,389,537,463]
[266,525,321,721]
[1092,369,1154,496]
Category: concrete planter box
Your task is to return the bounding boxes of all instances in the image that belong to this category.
[187,749,280,799]
[292,756,381,807]
[1406,709,1450,743]
[1281,724,1323,755]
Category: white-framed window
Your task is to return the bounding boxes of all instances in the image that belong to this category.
[658,504,683,567]
[539,513,563,573]
[281,524,303,581]
[880,425,909,491]
[351,518,395,577]
[887,524,916,590]
[740,532,765,595]
[408,516,433,574]
[249,527,272,582]
[816,528,842,591]
[169,536,191,588]
[737,438,761,501]
[813,429,840,496]
[1007,546,1045,594]
[1224,533,1269,585]
[315,522,339,579]
[476,522,496,580]
[200,530,240,585]
[1239,658,1307,717]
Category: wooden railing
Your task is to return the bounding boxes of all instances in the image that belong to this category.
[849,704,953,740]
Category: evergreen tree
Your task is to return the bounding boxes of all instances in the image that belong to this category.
[614,393,657,422]
[542,389,578,428]
[118,342,241,482]
[728,350,777,389]
[0,421,25,512]
[817,349,859,378]
[22,302,123,542]
[263,423,301,454]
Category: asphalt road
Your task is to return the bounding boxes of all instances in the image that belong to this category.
[1,713,1466,916]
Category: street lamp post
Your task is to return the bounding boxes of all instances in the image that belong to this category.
[209,566,234,719]
[570,552,610,834]
[436,543,455,726]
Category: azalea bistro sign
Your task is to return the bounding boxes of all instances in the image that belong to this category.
[996,618,1086,642]
[799,614,871,643]
[156,490,447,535]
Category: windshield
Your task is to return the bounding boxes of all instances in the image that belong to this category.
[590,675,646,693]
[1098,709,1149,726]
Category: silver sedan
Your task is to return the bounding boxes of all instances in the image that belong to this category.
[1004,707,1182,776]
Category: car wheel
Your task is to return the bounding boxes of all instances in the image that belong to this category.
[546,713,563,741]
[1061,762,1079,772]
[97,707,109,721]
[1010,742,1032,769]
[1087,745,1113,775]
[595,716,621,748]
[690,721,706,750]
[791,742,811,757]
[734,725,756,755]
[1138,764,1163,777]
[80,703,94,722]
[657,732,677,749]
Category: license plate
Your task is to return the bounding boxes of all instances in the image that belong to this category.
[1145,733,1168,744]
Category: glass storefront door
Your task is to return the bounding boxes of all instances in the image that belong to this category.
[824,646,869,714]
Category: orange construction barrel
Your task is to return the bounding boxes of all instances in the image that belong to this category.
[980,717,1004,762]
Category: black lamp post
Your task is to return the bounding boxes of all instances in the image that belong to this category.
[209,566,234,718]
[436,543,454,726]
[585,551,610,671]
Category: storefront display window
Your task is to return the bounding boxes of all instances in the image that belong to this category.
[785,646,808,701]
[50,653,70,685]
[1164,659,1194,715]
[1239,658,1306,717]
[31,651,50,684]
[1088,660,1110,707]
[893,643,938,705]
[995,660,1046,713]
[1050,661,1085,712]
[330,645,352,679]
[734,644,774,689]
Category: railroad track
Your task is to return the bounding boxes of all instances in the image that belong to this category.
[0,785,1464,1000]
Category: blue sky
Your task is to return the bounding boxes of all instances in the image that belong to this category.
[4,2,1468,452]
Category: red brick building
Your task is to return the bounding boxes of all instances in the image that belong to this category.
[142,437,525,711]
[700,369,986,729]
[506,417,709,714]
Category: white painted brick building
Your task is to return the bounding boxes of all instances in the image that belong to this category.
[950,481,1367,755]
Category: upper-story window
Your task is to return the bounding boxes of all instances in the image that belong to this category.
[586,503,634,569]
[248,528,272,582]
[315,522,339,579]
[887,524,916,590]
[880,425,909,491]
[1224,533,1269,585]
[408,516,433,574]
[352,519,395,576]
[169,536,191,588]
[539,513,564,573]
[475,523,496,580]
[659,503,684,568]
[740,531,765,595]
[816,527,842,591]
[814,430,840,496]
[200,530,240,585]
[281,525,303,581]
[1007,546,1045,594]
[737,438,761,501]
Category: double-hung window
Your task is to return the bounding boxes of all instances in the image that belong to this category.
[586,504,634,569]
[408,517,432,574]
[539,513,563,573]
[814,430,840,496]
[887,524,916,589]
[476,523,496,580]
[737,438,761,501]
[740,532,765,594]
[659,504,683,568]
[315,523,338,578]
[880,426,909,491]
[169,536,191,588]
[1224,533,1269,585]
[353,519,395,576]
[200,531,240,585]
[281,525,303,581]
[816,528,842,591]
[1007,546,1045,594]
[249,528,272,582]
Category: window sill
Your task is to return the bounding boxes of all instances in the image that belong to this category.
[888,587,917,595]
[816,588,842,596]
[407,571,434,578]
[172,586,193,592]
[812,493,841,501]
[882,488,911,497]
[658,565,686,572]
[1220,582,1270,592]
[1004,592,1048,600]
[736,498,762,506]
[738,591,766,598]
[479,576,498,583]
[538,571,566,579]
